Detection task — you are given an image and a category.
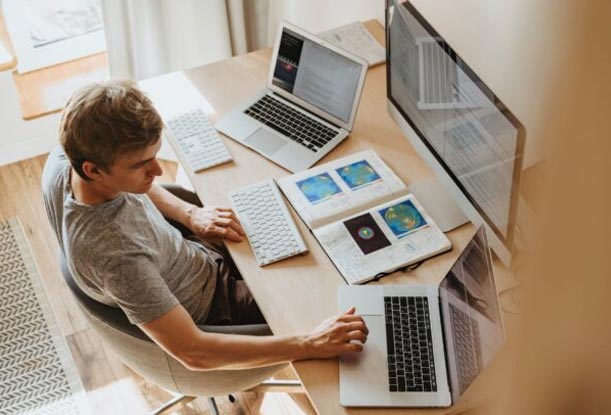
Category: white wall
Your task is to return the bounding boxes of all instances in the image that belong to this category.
[409,0,567,167]
[267,0,384,42]
[0,70,61,167]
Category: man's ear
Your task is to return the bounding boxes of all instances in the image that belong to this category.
[81,161,104,181]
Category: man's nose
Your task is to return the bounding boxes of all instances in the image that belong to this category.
[149,159,163,176]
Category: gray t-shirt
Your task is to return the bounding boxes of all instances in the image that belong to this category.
[42,147,220,324]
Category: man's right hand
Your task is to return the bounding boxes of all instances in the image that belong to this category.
[187,205,245,242]
[304,306,369,359]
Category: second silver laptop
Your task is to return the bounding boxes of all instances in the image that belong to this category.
[215,21,368,173]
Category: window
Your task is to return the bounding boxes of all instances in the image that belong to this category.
[2,0,106,73]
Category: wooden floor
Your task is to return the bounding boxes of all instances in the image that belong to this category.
[0,154,315,415]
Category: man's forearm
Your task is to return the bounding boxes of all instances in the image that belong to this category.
[179,331,311,371]
[142,304,312,371]
[146,184,195,227]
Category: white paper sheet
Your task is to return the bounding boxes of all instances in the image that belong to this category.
[138,71,216,119]
[320,21,386,68]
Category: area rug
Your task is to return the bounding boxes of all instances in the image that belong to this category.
[0,218,88,415]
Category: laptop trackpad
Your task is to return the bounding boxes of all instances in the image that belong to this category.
[244,128,287,156]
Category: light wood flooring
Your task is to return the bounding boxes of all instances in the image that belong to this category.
[0,154,315,415]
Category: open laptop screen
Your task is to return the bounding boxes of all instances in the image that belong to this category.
[272,27,362,124]
[438,227,504,401]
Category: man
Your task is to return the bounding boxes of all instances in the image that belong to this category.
[42,80,368,371]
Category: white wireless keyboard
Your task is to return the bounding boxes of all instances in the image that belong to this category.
[229,179,308,266]
[166,108,232,172]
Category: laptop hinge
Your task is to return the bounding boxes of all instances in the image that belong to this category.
[437,294,454,398]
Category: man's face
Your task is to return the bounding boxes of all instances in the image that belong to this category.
[99,139,163,194]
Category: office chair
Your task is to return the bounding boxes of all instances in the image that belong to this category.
[54,185,302,415]
[59,257,302,414]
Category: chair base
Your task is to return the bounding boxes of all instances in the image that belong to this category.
[150,380,304,415]
[150,395,196,415]
[206,397,220,415]
[247,379,304,394]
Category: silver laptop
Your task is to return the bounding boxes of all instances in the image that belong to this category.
[338,226,504,407]
[215,22,368,173]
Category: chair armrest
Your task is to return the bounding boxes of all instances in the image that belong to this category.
[197,324,272,336]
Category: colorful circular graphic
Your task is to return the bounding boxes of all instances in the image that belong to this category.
[296,173,342,204]
[357,226,375,239]
[383,203,424,234]
[337,160,381,189]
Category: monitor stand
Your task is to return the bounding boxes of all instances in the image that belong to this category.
[407,178,468,232]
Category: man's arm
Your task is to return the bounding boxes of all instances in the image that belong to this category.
[140,304,368,371]
[147,184,244,241]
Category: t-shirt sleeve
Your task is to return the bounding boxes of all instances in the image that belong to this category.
[41,147,69,242]
[102,253,180,325]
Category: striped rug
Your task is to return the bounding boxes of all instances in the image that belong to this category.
[0,218,88,415]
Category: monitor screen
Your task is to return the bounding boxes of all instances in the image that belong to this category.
[386,0,525,250]
[272,27,363,124]
[439,226,504,401]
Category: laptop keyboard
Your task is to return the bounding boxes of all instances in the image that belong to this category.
[449,304,483,394]
[244,95,339,153]
[384,296,437,392]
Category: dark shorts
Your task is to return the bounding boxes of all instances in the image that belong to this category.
[200,242,266,326]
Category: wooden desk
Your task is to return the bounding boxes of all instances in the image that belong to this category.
[169,20,515,415]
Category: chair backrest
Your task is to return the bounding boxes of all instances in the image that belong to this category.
[60,256,152,341]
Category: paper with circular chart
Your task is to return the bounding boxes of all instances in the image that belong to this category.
[313,194,451,284]
[378,199,428,238]
[343,213,391,254]
[296,172,343,204]
[335,159,382,190]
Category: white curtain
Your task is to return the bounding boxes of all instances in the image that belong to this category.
[100,0,383,80]
[101,0,240,80]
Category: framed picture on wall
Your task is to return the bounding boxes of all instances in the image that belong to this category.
[2,0,106,73]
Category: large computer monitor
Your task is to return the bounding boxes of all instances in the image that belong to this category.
[386,0,525,266]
